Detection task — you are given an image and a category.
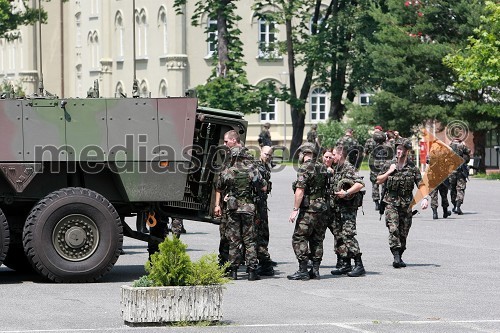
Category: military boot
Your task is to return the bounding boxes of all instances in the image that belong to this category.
[399,249,407,267]
[331,257,352,275]
[375,201,380,211]
[443,206,451,218]
[229,267,238,280]
[347,254,366,277]
[455,202,463,215]
[287,260,310,281]
[335,254,343,269]
[248,268,261,281]
[308,261,321,280]
[392,249,402,268]
[432,207,438,219]
[452,202,457,213]
[257,260,275,276]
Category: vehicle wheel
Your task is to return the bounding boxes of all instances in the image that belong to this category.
[0,208,9,266]
[23,187,123,283]
[3,214,34,273]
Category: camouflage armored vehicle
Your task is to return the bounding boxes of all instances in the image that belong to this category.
[0,93,247,282]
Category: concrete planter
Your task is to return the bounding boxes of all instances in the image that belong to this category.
[121,285,224,325]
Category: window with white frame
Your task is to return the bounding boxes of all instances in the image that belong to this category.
[115,81,125,98]
[260,96,277,122]
[158,7,168,55]
[75,12,82,47]
[207,18,217,56]
[159,79,167,97]
[140,80,149,98]
[309,16,325,34]
[258,18,277,58]
[135,9,148,58]
[115,11,124,59]
[88,31,100,69]
[359,93,372,106]
[90,0,99,16]
[310,88,327,121]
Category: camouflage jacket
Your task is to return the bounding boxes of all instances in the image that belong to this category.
[328,161,364,211]
[379,158,423,208]
[336,135,359,152]
[293,159,328,213]
[256,160,272,198]
[258,129,272,146]
[215,161,266,215]
[364,137,376,156]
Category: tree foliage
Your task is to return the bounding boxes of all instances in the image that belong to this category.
[0,0,47,39]
[174,0,273,113]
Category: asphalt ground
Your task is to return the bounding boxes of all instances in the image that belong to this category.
[1,166,499,333]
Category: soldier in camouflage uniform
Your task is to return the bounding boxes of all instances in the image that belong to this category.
[255,146,275,276]
[258,123,272,147]
[449,138,471,215]
[336,128,362,170]
[214,146,266,281]
[365,129,393,211]
[427,138,452,219]
[287,143,328,280]
[328,145,366,277]
[306,124,319,145]
[216,130,243,269]
[377,138,429,268]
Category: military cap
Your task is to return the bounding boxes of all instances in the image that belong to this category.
[396,138,412,150]
[298,142,318,156]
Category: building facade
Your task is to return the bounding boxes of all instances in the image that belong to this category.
[0,0,343,146]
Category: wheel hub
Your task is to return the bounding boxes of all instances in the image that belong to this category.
[52,214,99,261]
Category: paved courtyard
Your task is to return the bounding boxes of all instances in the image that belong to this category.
[1,167,499,333]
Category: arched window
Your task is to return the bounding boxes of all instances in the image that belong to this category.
[115,81,125,98]
[135,8,148,57]
[158,7,168,55]
[115,11,124,58]
[140,80,149,98]
[310,88,327,121]
[258,18,277,58]
[158,79,168,97]
[88,30,100,69]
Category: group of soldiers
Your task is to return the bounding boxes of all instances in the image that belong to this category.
[207,124,471,281]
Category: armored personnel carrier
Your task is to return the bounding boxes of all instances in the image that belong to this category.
[0,91,247,282]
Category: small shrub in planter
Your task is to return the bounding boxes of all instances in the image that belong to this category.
[121,236,229,325]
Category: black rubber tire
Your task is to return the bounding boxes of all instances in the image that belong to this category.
[23,187,123,283]
[0,208,9,266]
[3,214,33,273]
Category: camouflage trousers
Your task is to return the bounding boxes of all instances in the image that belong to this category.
[385,204,413,252]
[226,212,258,269]
[327,209,361,259]
[255,214,271,263]
[370,171,381,202]
[449,174,466,205]
[430,183,449,209]
[292,211,327,262]
[171,218,184,237]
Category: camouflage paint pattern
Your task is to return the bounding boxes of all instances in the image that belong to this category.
[430,183,449,209]
[329,209,361,258]
[226,212,258,269]
[292,211,327,262]
[171,218,184,237]
[385,205,413,251]
[449,174,467,205]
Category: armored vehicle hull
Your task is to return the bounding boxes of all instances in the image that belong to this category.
[0,96,247,282]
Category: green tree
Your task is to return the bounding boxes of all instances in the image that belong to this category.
[174,0,273,113]
[443,1,500,172]
[0,0,47,39]
[355,0,485,137]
